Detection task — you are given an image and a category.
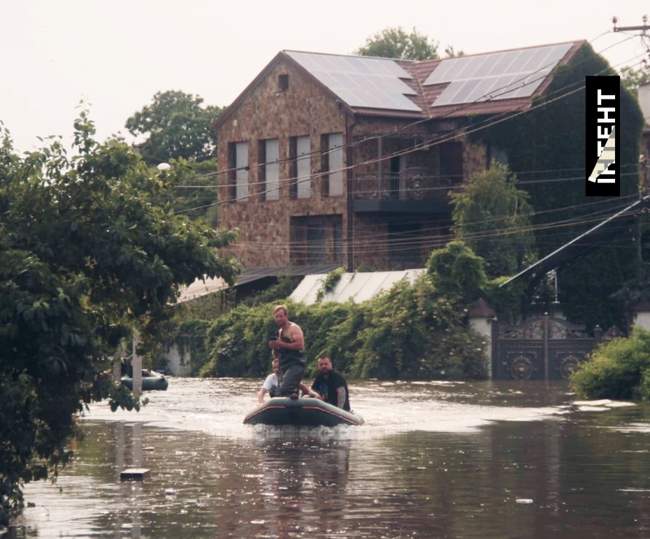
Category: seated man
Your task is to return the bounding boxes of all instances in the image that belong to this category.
[257,357,318,403]
[257,358,281,403]
[311,356,350,411]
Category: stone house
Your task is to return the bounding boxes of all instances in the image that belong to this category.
[214,41,587,273]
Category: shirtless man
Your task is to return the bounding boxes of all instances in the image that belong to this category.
[268,304,305,397]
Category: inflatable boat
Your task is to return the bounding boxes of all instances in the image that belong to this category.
[243,397,364,427]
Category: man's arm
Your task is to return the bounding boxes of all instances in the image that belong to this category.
[277,324,304,351]
[257,388,268,403]
[336,386,347,408]
[300,383,320,398]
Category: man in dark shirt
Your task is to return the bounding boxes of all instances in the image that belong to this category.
[311,356,350,411]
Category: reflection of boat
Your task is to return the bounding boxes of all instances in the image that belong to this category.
[121,370,169,391]
[243,397,364,427]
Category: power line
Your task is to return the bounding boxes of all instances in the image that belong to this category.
[172,32,634,186]
[172,46,646,219]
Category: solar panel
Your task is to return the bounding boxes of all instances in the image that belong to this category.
[286,51,422,112]
[425,43,572,107]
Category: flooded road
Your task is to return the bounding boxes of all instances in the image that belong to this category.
[10,378,650,538]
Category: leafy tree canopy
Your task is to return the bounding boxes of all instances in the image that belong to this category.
[155,157,219,225]
[125,90,221,164]
[620,63,650,94]
[357,27,439,60]
[426,241,487,305]
[451,163,536,277]
[0,113,237,525]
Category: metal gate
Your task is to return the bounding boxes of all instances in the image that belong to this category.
[493,315,599,380]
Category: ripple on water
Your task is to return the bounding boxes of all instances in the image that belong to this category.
[81,378,573,440]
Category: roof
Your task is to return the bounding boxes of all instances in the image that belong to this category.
[468,298,496,318]
[177,276,229,303]
[176,263,340,304]
[290,268,425,305]
[216,40,584,126]
[285,50,422,113]
[422,42,576,111]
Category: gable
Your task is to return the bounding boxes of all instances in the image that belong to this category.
[214,53,348,139]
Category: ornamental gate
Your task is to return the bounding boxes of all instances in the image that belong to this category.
[493,315,599,380]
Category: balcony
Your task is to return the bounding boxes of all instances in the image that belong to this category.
[352,167,458,214]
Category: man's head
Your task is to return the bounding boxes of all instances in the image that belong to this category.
[317,356,333,374]
[272,304,289,327]
[271,358,280,373]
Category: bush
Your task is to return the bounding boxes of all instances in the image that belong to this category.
[201,275,487,380]
[571,328,650,400]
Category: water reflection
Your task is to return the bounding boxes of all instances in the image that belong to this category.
[11,380,650,538]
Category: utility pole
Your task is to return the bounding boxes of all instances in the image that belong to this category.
[132,329,143,399]
[612,16,650,276]
[612,15,649,34]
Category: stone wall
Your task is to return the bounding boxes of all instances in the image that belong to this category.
[216,56,490,271]
[216,56,348,268]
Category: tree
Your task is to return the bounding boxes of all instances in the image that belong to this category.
[125,90,221,164]
[620,64,650,94]
[0,113,237,525]
[357,27,439,60]
[155,157,220,225]
[450,163,536,277]
[426,241,487,304]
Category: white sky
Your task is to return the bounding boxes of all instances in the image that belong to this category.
[2,0,648,152]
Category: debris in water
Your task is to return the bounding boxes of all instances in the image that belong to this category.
[120,468,150,481]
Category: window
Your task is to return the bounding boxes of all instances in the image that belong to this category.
[227,142,237,201]
[234,142,249,201]
[439,141,463,184]
[278,74,289,92]
[260,139,279,200]
[290,215,343,265]
[290,136,311,199]
[322,133,344,197]
[488,144,509,167]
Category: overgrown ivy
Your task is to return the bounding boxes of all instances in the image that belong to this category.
[200,275,487,380]
[316,267,346,302]
[471,42,644,330]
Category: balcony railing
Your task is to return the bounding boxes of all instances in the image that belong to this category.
[352,167,461,202]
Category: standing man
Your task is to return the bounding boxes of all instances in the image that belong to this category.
[311,356,350,411]
[268,304,305,397]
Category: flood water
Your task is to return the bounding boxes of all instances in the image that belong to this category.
[9,378,650,538]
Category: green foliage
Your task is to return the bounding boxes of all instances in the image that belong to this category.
[156,158,220,224]
[316,266,346,302]
[201,276,486,381]
[472,43,644,329]
[426,241,487,305]
[239,276,303,308]
[451,164,536,277]
[176,290,230,321]
[125,90,221,164]
[357,27,439,60]
[0,113,236,524]
[571,328,650,400]
[483,276,527,324]
[620,64,650,94]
